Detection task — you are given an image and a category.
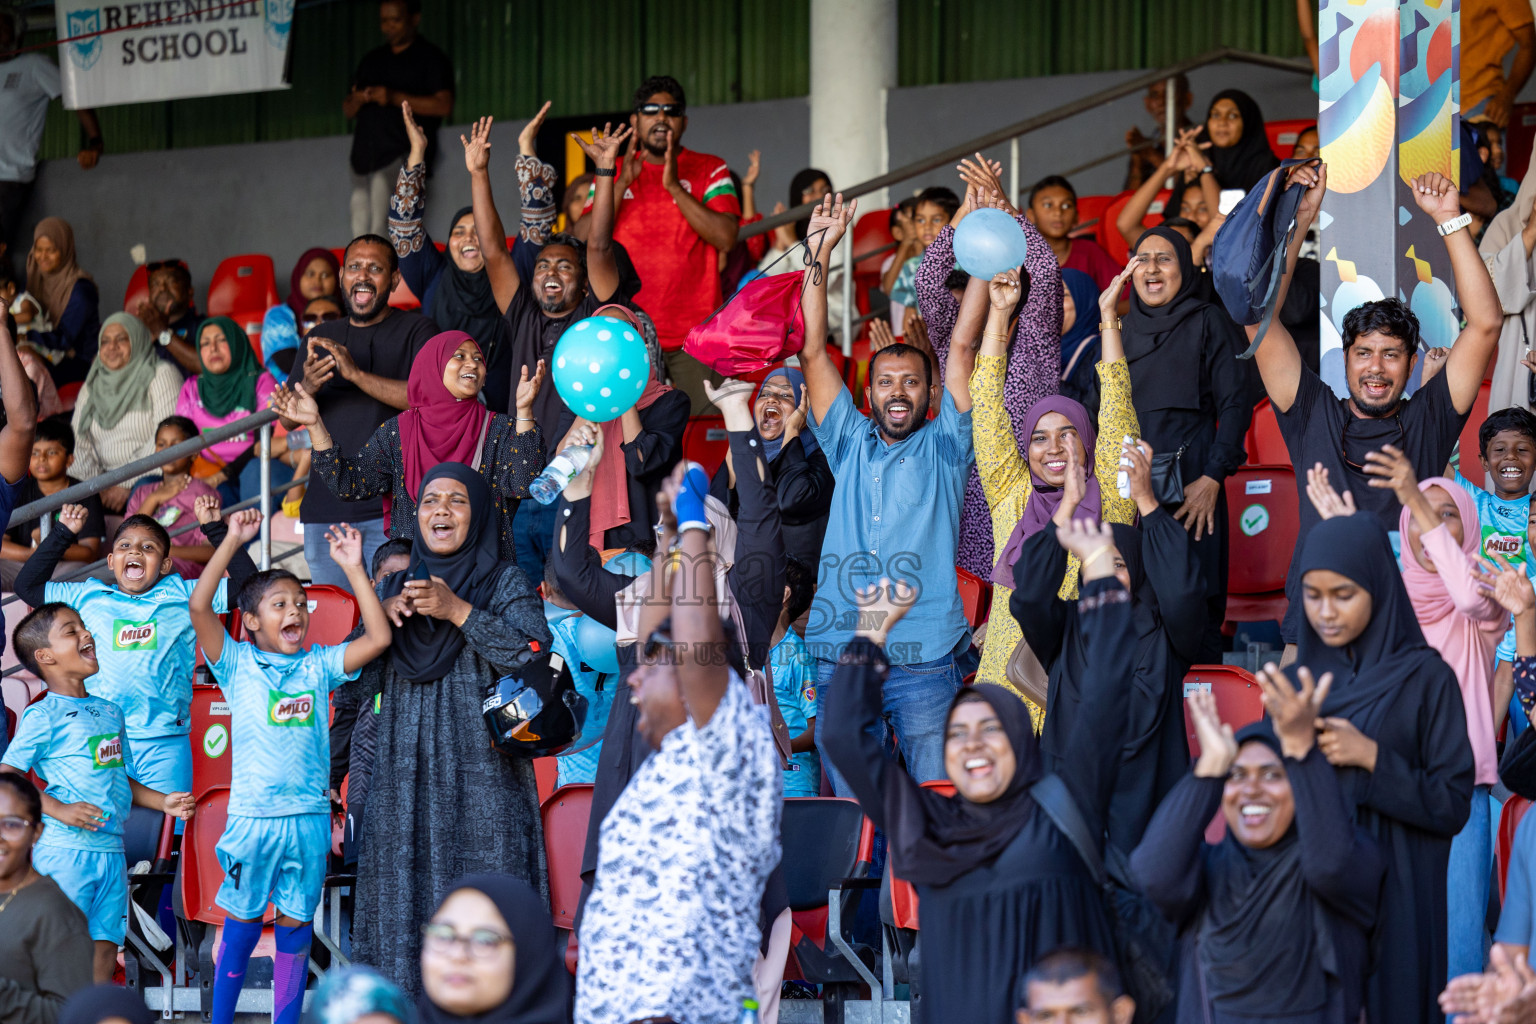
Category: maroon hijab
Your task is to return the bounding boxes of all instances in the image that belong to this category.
[992,394,1102,588]
[288,247,340,316]
[398,331,492,499]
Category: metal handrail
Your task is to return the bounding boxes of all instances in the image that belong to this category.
[739,46,1311,239]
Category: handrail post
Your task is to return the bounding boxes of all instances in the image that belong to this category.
[1009,136,1020,208]
[841,230,854,358]
[259,422,272,571]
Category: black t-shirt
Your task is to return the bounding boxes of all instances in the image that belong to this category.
[349,37,454,175]
[7,476,105,545]
[299,309,438,523]
[503,286,602,457]
[1274,367,1466,639]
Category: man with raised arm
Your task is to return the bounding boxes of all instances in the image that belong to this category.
[1249,165,1504,654]
[798,192,978,795]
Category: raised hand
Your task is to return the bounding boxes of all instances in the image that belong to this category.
[1421,345,1449,384]
[1296,162,1328,225]
[701,377,756,427]
[193,494,222,526]
[573,122,634,171]
[956,153,1015,214]
[868,316,897,353]
[744,149,761,188]
[403,100,428,166]
[1052,438,1088,528]
[461,116,494,175]
[1410,172,1462,222]
[1099,257,1136,321]
[804,192,858,261]
[1123,439,1157,513]
[1053,516,1114,569]
[325,523,363,569]
[269,382,320,426]
[988,269,1022,311]
[852,577,918,646]
[1361,444,1421,504]
[1305,463,1357,521]
[783,387,809,442]
[1474,552,1536,616]
[1187,689,1238,778]
[1257,662,1332,758]
[57,503,89,535]
[518,101,551,157]
[514,360,546,417]
[225,508,262,545]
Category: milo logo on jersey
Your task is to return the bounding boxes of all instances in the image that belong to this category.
[1481,526,1527,567]
[88,732,124,770]
[268,690,317,727]
[112,619,158,651]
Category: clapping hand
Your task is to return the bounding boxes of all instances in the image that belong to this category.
[1361,444,1421,505]
[1256,662,1332,758]
[956,153,1015,216]
[1187,689,1238,778]
[1305,464,1357,521]
[702,377,756,431]
[852,577,917,647]
[1122,439,1158,514]
[1052,439,1089,528]
[1099,257,1136,321]
[1474,552,1536,617]
[743,149,761,188]
[270,382,320,426]
[868,317,897,353]
[514,360,546,418]
[403,100,429,166]
[573,122,634,171]
[461,116,494,175]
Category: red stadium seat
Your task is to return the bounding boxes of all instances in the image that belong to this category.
[1264,119,1315,161]
[1245,399,1288,466]
[534,757,558,804]
[179,787,277,925]
[232,312,265,363]
[889,779,955,930]
[188,684,232,801]
[1457,378,1493,489]
[783,797,879,988]
[852,206,895,315]
[1223,465,1299,626]
[956,567,992,629]
[681,417,730,476]
[1071,193,1119,246]
[1499,795,1533,902]
[1182,665,1265,758]
[208,255,278,318]
[540,784,593,933]
[1102,190,1171,264]
[389,274,421,312]
[300,585,360,647]
[56,381,82,411]
[123,265,149,314]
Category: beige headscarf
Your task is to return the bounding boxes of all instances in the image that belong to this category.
[1481,132,1536,264]
[26,217,91,324]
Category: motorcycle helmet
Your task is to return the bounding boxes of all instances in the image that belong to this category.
[482,651,588,757]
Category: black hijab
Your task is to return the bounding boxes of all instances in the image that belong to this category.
[789,168,832,241]
[431,207,513,368]
[1122,226,1208,358]
[1197,720,1332,1016]
[1204,90,1281,192]
[60,986,154,1024]
[417,874,568,1024]
[886,682,1042,887]
[383,462,505,683]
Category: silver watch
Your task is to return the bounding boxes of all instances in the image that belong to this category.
[157,329,173,348]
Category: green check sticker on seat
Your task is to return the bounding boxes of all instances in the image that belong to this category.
[1240,504,1270,537]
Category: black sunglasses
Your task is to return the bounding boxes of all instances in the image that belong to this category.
[636,102,683,116]
[301,311,343,328]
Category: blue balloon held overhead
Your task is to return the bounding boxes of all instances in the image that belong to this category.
[551,315,651,423]
[575,613,621,675]
[953,207,1028,280]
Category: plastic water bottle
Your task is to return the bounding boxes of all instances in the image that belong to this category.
[737,999,760,1023]
[528,444,594,505]
[1117,434,1134,500]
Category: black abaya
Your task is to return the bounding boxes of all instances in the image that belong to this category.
[824,577,1135,1024]
[1288,515,1474,1024]
[1012,507,1205,853]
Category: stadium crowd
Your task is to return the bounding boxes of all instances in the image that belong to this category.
[11,1,1536,1023]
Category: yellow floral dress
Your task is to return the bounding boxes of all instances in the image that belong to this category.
[971,355,1140,723]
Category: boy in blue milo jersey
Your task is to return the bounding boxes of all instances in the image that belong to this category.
[1454,407,1536,730]
[772,560,821,797]
[15,496,259,794]
[1,602,194,982]
[191,510,392,1024]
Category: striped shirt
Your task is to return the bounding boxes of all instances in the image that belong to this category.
[70,360,183,482]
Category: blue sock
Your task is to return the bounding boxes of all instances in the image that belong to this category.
[212,918,263,1024]
[272,922,312,1024]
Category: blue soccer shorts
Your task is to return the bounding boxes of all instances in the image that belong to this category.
[34,843,128,943]
[214,812,329,922]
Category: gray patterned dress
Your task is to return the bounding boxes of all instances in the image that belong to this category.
[344,565,553,994]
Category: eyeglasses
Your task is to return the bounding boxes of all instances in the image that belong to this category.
[0,815,34,840]
[636,102,683,116]
[420,922,512,959]
[301,311,343,328]
[145,259,188,274]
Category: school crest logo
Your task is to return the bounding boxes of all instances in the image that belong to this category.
[66,9,102,71]
[268,689,316,727]
[113,620,158,651]
[88,732,123,770]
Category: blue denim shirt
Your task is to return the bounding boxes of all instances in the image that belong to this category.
[806,386,974,664]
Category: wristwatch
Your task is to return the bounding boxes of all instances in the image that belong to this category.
[1437,212,1473,237]
[157,329,173,348]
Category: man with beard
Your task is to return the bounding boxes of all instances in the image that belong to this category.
[470,118,626,580]
[798,192,976,795]
[1249,164,1504,654]
[290,234,435,590]
[135,260,203,376]
[578,75,739,413]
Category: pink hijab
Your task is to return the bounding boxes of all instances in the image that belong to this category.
[1397,476,1481,623]
[398,331,492,500]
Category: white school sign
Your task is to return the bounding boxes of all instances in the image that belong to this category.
[54,0,291,110]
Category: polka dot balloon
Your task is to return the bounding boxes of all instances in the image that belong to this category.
[550,315,652,423]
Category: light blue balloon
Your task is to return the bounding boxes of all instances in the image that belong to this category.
[953,207,1028,280]
[575,613,620,675]
[551,315,651,423]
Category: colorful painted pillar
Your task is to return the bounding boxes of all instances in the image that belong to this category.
[1318,0,1461,397]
